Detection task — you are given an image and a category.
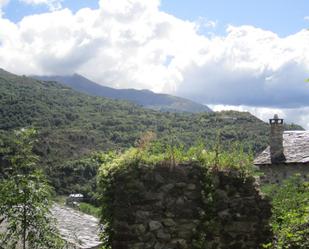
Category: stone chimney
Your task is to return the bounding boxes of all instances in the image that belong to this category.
[269,114,285,163]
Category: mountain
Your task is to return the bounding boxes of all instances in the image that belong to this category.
[2,68,304,195]
[1,68,304,196]
[32,74,212,113]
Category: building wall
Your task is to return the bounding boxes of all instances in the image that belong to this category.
[258,163,309,184]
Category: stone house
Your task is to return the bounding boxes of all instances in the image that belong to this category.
[254,114,309,184]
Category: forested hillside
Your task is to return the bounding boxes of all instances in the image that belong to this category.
[0,69,303,195]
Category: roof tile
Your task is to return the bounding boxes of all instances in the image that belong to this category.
[254,131,309,165]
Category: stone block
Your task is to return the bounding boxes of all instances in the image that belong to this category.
[160,183,175,192]
[156,229,171,241]
[162,218,176,227]
[186,183,196,190]
[149,220,162,231]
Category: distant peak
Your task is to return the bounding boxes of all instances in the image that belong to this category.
[72,73,93,81]
[140,89,153,93]
[72,73,83,77]
[0,68,14,76]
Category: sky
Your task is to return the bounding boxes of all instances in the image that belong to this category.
[0,0,309,128]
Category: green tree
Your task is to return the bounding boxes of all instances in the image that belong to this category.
[0,129,64,249]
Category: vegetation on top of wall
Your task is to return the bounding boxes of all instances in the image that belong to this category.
[262,176,309,249]
[98,131,256,176]
[97,136,256,248]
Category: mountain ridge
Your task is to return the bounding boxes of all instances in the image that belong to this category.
[32,74,212,113]
[0,68,271,159]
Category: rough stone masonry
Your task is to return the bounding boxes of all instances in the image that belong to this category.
[108,163,272,249]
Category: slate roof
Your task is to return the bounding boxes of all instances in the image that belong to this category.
[51,204,102,249]
[254,131,309,165]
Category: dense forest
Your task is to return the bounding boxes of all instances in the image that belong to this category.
[0,69,303,196]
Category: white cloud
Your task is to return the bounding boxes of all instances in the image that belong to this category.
[0,0,9,16]
[20,0,63,11]
[0,0,309,126]
[209,104,309,130]
[304,16,309,21]
[176,25,309,108]
[196,17,217,30]
[0,0,9,6]
[0,0,198,92]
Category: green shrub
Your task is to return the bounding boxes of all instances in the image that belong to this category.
[79,202,100,218]
[263,176,309,249]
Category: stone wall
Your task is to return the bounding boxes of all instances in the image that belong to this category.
[108,163,272,249]
[206,171,272,249]
[259,163,309,184]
